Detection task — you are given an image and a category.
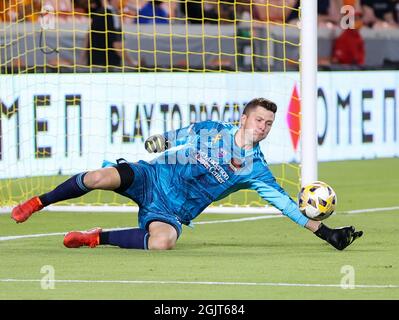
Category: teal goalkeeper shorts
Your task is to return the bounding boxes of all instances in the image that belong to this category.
[102,159,183,237]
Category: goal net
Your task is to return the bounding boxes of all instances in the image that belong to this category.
[0,0,302,213]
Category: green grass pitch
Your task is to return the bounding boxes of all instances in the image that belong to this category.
[0,158,398,299]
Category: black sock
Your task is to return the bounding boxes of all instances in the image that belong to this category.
[99,228,149,249]
[39,172,91,207]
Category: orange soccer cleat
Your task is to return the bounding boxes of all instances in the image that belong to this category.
[63,228,102,248]
[11,196,44,223]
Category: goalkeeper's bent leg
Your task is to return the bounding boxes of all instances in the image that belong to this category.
[11,167,121,223]
[39,167,121,206]
[64,227,150,249]
[11,172,92,223]
[98,222,177,250]
[147,221,178,250]
[39,172,91,206]
[78,222,178,250]
[99,228,149,249]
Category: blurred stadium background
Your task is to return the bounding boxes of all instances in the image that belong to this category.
[0,0,399,300]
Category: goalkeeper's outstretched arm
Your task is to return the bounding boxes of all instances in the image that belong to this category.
[144,121,219,153]
[249,179,363,251]
[144,124,198,153]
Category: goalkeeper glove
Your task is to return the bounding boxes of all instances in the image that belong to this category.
[144,134,169,153]
[314,223,363,251]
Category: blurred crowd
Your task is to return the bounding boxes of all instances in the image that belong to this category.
[2,1,399,70]
[1,0,398,29]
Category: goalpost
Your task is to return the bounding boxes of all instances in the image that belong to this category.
[0,0,317,214]
[300,0,318,186]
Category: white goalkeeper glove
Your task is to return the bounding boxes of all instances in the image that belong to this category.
[144,134,169,153]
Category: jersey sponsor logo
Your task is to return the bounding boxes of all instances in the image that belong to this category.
[195,151,230,183]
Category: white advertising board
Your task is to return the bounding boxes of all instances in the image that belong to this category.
[0,72,397,178]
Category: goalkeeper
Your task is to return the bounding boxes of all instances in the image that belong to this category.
[11,98,363,251]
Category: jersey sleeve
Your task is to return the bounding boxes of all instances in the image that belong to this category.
[163,121,219,148]
[247,177,309,227]
[163,125,193,147]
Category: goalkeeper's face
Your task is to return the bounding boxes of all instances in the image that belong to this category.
[241,107,275,144]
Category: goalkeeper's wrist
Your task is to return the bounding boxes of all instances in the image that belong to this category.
[314,223,332,241]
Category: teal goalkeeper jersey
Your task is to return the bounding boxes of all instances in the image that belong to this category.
[145,120,309,228]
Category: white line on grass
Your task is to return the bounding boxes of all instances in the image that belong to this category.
[0,278,398,289]
[1,205,399,215]
[342,206,399,214]
[0,205,281,214]
[0,232,66,241]
[195,215,280,224]
[1,205,399,242]
[0,216,278,242]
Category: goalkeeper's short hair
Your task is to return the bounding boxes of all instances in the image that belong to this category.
[243,98,277,115]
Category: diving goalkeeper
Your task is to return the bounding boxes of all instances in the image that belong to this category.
[11,98,363,251]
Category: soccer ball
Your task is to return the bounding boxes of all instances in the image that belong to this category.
[298,181,337,221]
